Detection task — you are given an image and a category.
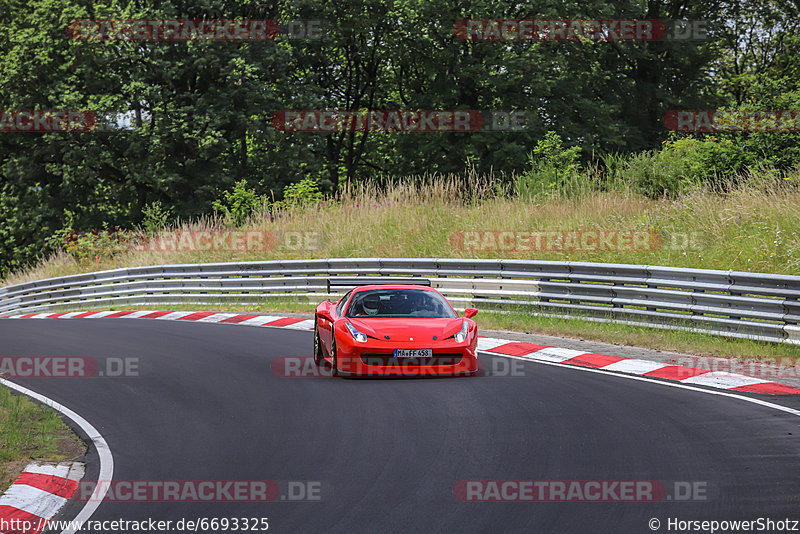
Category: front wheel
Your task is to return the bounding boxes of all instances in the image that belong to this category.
[329,336,340,377]
[313,320,324,366]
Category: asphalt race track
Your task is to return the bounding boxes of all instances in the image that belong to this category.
[2,319,800,533]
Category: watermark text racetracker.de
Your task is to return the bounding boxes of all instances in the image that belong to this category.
[0,356,139,378]
[59,229,322,254]
[453,19,708,41]
[67,19,326,41]
[270,355,525,378]
[35,517,270,532]
[668,356,800,380]
[74,480,327,502]
[270,110,531,132]
[454,480,709,502]
[449,230,712,253]
[0,110,97,132]
[664,110,800,132]
[450,230,660,253]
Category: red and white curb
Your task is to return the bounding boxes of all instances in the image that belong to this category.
[476,338,800,395]
[3,310,799,395]
[1,310,314,331]
[0,461,84,534]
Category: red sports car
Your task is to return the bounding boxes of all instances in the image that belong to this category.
[313,284,479,376]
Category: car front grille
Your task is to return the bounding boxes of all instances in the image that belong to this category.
[360,354,463,367]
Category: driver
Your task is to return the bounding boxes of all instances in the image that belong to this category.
[419,293,438,315]
[362,293,381,316]
[404,291,424,315]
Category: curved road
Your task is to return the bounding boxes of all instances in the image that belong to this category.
[2,319,800,533]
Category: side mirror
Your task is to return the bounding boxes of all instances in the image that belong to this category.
[464,308,478,319]
[318,302,333,321]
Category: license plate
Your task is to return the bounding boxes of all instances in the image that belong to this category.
[394,349,433,358]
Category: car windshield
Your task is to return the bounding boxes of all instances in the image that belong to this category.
[346,289,457,318]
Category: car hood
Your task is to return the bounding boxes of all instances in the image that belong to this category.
[346,317,466,341]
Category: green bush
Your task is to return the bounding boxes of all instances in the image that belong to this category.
[212,180,267,227]
[516,131,582,198]
[619,149,693,197]
[141,201,173,232]
[723,88,800,171]
[274,178,323,209]
[52,229,133,263]
[515,132,786,199]
[617,136,756,197]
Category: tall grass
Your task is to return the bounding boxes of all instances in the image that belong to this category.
[3,166,800,287]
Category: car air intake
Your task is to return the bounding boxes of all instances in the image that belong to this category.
[360,354,463,366]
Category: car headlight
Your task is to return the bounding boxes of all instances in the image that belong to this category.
[345,322,368,342]
[454,320,469,343]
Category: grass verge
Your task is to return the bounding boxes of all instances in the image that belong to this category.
[0,385,85,490]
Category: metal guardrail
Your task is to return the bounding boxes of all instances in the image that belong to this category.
[1,259,799,344]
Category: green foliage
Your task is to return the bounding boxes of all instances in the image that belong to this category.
[618,136,767,197]
[516,132,582,198]
[212,180,267,227]
[516,134,781,199]
[715,90,800,172]
[1,0,800,276]
[44,229,135,263]
[67,231,132,262]
[275,178,324,209]
[618,148,700,198]
[141,201,172,232]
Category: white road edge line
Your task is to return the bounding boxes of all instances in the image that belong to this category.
[479,351,800,419]
[0,377,114,534]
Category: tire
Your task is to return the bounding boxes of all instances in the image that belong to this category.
[329,336,340,377]
[313,319,324,366]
